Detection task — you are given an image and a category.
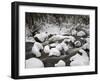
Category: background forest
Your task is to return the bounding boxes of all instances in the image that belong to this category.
[25,13,89,37]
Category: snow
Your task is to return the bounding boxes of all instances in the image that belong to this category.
[77,31,86,36]
[74,40,81,47]
[38,23,72,35]
[26,37,35,43]
[86,37,90,43]
[50,42,58,47]
[82,43,89,49]
[70,49,89,66]
[48,35,67,42]
[39,24,60,34]
[56,44,62,51]
[25,26,35,42]
[55,60,66,67]
[82,37,90,49]
[55,41,69,52]
[61,42,69,52]
[44,45,50,54]
[49,48,61,56]
[68,36,76,42]
[32,42,43,57]
[34,32,48,42]
[71,29,77,35]
[62,36,76,43]
[26,58,44,68]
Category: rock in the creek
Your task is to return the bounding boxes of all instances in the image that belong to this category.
[26,58,44,68]
[55,60,66,67]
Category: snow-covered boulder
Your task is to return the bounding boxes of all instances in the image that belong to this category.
[49,48,61,56]
[63,36,76,43]
[44,45,50,54]
[77,31,86,36]
[85,37,89,43]
[26,37,35,43]
[81,37,89,49]
[26,58,44,68]
[74,40,81,47]
[50,42,58,47]
[61,42,69,52]
[48,34,75,43]
[63,38,71,43]
[56,44,62,51]
[48,35,68,42]
[32,42,43,57]
[70,49,89,66]
[55,60,66,67]
[34,32,48,42]
[54,40,69,52]
[68,36,76,42]
[71,29,77,36]
[82,43,89,49]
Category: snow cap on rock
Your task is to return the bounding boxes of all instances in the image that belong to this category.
[34,32,48,42]
[70,49,89,66]
[44,45,50,54]
[55,60,66,67]
[71,29,77,36]
[26,58,44,68]
[77,31,86,36]
[32,42,43,57]
[49,48,61,56]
